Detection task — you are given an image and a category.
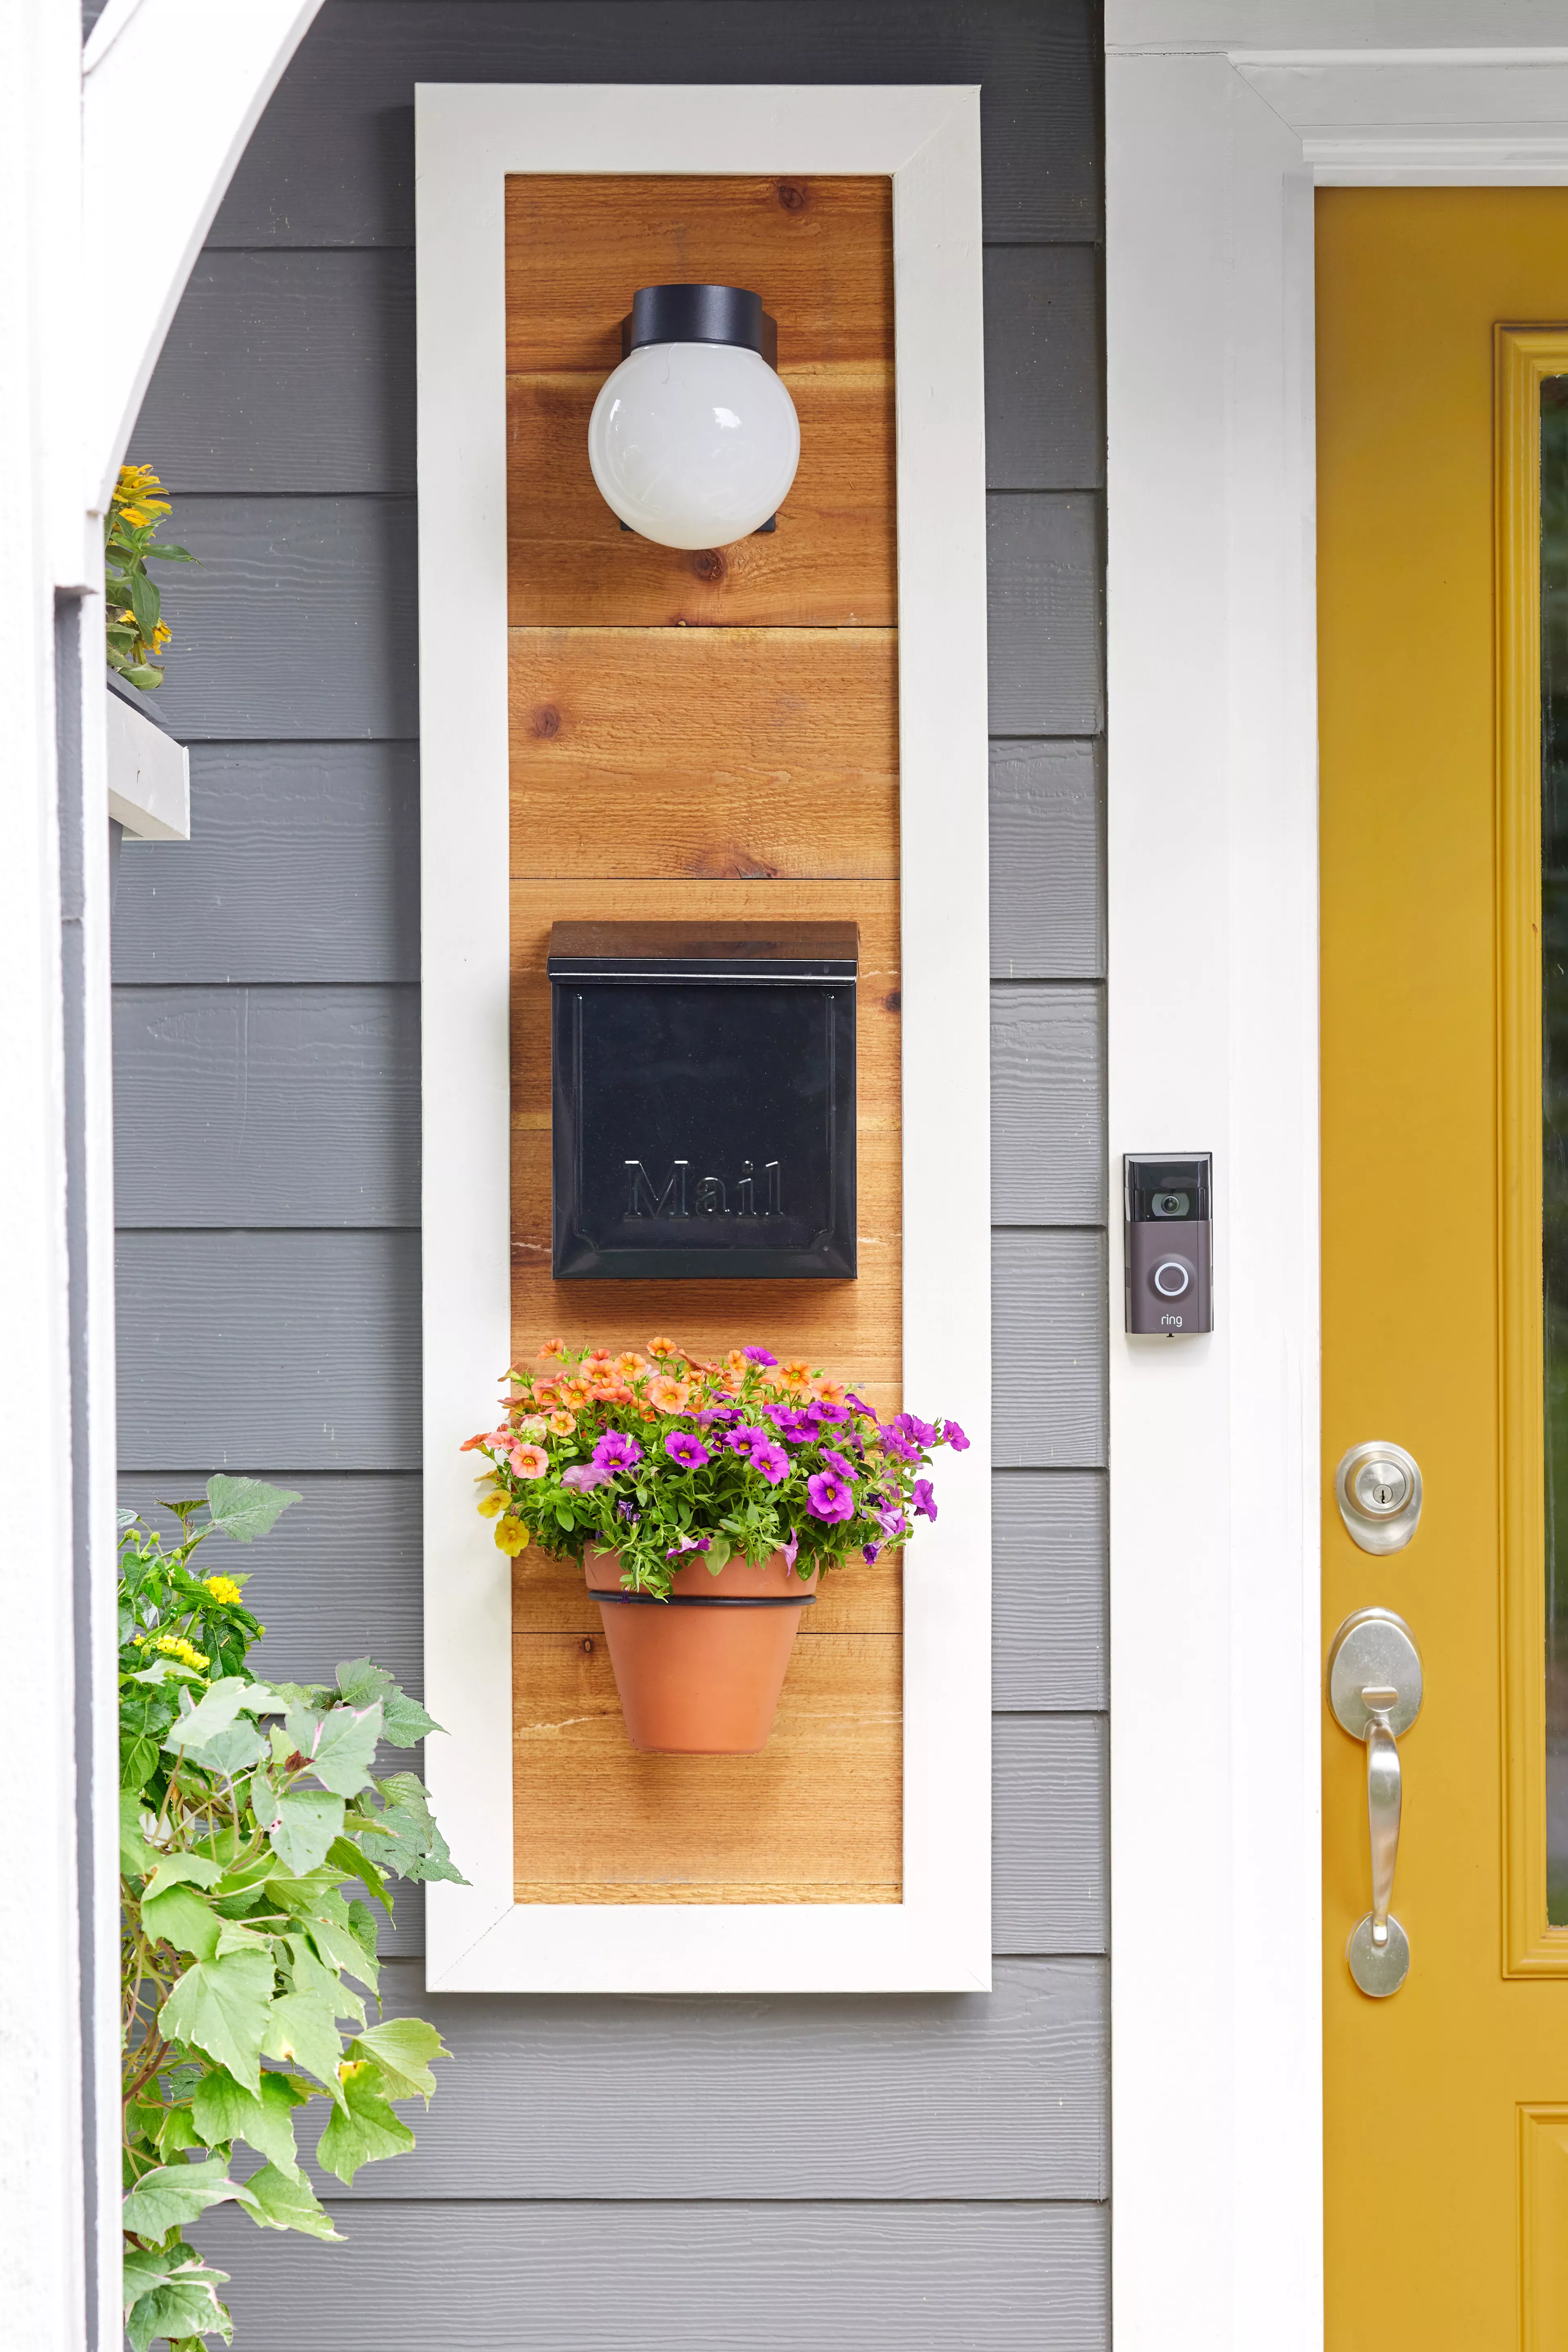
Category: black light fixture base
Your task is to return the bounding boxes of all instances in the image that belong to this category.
[621,283,779,369]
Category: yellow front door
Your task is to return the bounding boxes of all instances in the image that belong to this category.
[1320,189,1568,2348]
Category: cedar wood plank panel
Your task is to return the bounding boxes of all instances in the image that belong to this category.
[115,0,1109,2336]
[505,171,901,1903]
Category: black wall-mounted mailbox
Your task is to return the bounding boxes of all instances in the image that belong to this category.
[548,921,858,1280]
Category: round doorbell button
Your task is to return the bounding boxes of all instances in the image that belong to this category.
[1152,1256,1193,1299]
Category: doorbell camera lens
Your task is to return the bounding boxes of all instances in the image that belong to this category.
[1152,1192,1189,1218]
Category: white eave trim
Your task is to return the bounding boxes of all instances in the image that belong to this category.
[105,689,189,842]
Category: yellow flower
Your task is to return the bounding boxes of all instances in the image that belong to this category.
[203,1574,243,1606]
[494,1516,530,1556]
[476,1488,508,1519]
[154,1634,209,1670]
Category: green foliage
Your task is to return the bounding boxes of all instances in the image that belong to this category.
[120,1478,462,2349]
[105,462,198,691]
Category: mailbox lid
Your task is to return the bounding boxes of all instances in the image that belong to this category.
[546,920,858,984]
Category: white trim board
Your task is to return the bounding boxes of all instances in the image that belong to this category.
[415,84,991,1994]
[1105,13,1568,2351]
[105,689,190,841]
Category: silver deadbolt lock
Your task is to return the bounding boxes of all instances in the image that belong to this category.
[1334,1440,1422,1554]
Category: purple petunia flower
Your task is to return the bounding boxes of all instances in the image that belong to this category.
[617,1498,639,1521]
[561,1462,613,1491]
[749,1439,790,1486]
[664,1431,711,1469]
[912,1477,938,1523]
[592,1430,643,1471]
[806,1470,855,1524]
[695,1405,742,1428]
[878,1431,921,1465]
[844,1392,877,1419]
[862,1541,881,1564]
[782,1528,800,1571]
[877,1504,910,1539]
[764,1403,814,1442]
[820,1448,858,1482]
[808,1400,851,1425]
[665,1533,712,1559]
[942,1419,970,1452]
[891,1411,939,1448]
[742,1345,778,1366]
[725,1424,767,1455]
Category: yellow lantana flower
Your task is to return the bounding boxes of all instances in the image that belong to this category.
[203,1574,243,1606]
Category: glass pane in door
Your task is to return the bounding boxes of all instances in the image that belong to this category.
[1541,377,1568,1919]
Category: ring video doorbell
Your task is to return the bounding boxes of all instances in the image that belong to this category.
[1124,1153,1213,1335]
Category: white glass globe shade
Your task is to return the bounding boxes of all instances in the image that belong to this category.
[587,341,801,550]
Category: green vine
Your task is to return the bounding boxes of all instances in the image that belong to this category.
[118,1479,461,2350]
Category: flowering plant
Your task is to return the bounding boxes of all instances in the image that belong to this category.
[463,1337,968,1601]
[118,1477,460,2351]
[106,462,197,692]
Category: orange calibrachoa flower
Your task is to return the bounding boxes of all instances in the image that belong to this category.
[813,1377,849,1406]
[647,1335,677,1360]
[508,1443,550,1479]
[724,1349,750,1379]
[539,1338,568,1361]
[646,1374,690,1413]
[533,1381,559,1406]
[560,1377,592,1408]
[614,1352,647,1379]
[548,1410,576,1435]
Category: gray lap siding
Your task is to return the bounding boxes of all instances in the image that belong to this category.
[113,3,1108,2341]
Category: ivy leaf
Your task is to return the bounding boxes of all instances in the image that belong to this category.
[144,1854,225,1900]
[263,1989,348,2105]
[162,1676,258,1753]
[155,2103,203,2161]
[345,2016,448,2105]
[325,1833,392,1915]
[335,1657,443,1745]
[214,1919,274,1958]
[316,2060,416,2185]
[241,2159,344,2240]
[192,2066,305,2176]
[205,1475,301,1544]
[266,1791,345,1875]
[183,1715,267,1778]
[123,2244,232,2352]
[120,1789,158,1875]
[303,1702,382,1798]
[143,1882,221,1964]
[363,1773,466,1885]
[120,1733,161,1794]
[284,1932,365,2027]
[302,1887,379,1991]
[159,1951,275,2094]
[120,2154,258,2241]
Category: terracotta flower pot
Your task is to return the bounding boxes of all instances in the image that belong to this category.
[584,1546,818,1754]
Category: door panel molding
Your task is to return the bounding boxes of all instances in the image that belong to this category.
[1497,327,1568,1977]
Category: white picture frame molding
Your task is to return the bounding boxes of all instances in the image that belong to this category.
[1105,9,1568,2349]
[416,83,991,1994]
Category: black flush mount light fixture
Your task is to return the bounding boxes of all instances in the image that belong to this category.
[586,283,801,550]
[548,920,857,1281]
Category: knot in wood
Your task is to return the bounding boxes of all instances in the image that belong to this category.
[581,1637,595,1655]
[775,178,808,213]
[690,548,728,584]
[532,704,562,739]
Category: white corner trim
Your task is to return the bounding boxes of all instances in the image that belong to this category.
[104,690,189,841]
[1107,16,1568,2352]
[415,83,991,1995]
[81,0,325,509]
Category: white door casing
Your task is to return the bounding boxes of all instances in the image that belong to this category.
[1106,9,1568,2349]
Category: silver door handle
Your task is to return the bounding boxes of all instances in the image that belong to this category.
[1327,1608,1423,1997]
